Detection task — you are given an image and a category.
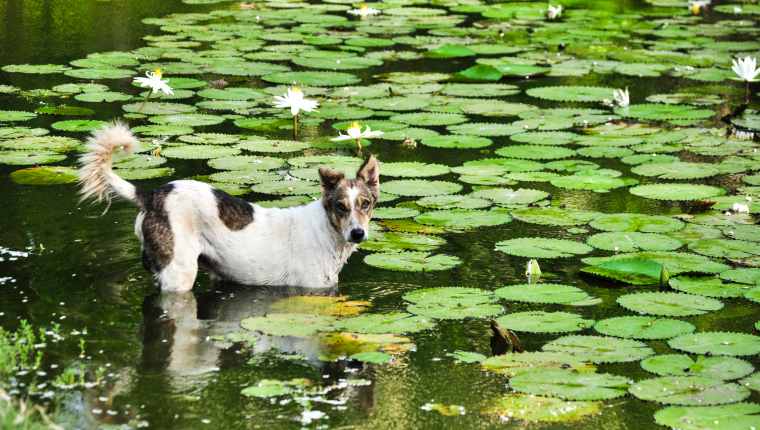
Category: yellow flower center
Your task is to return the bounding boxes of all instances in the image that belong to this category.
[153,68,163,79]
[290,85,302,94]
[690,3,701,14]
[349,121,361,130]
[360,4,368,10]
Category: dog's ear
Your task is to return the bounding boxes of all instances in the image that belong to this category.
[356,155,379,198]
[319,167,345,192]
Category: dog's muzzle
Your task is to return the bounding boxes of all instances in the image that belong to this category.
[349,228,366,243]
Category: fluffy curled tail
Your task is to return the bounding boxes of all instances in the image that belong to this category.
[78,122,139,210]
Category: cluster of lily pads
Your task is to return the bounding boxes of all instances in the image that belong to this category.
[1,0,760,426]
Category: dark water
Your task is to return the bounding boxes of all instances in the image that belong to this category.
[0,0,758,429]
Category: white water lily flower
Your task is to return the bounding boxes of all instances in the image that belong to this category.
[546,4,563,19]
[732,56,760,82]
[133,69,173,96]
[732,202,750,213]
[613,87,630,107]
[272,86,319,116]
[689,0,710,14]
[348,4,381,17]
[332,122,384,141]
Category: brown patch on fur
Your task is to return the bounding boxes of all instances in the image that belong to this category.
[212,188,254,231]
[138,184,175,273]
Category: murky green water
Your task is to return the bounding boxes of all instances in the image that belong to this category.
[1,0,760,428]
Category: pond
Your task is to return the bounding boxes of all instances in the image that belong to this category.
[0,0,760,428]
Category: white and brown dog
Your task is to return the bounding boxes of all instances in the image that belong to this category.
[79,124,379,292]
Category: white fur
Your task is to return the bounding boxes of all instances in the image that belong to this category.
[78,123,139,209]
[136,180,357,292]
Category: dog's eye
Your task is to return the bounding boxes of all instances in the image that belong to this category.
[336,202,349,212]
[361,201,371,210]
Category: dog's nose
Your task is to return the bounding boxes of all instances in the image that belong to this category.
[350,228,365,243]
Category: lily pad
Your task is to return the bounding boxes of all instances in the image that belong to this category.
[594,316,695,340]
[629,376,749,406]
[495,311,594,334]
[495,238,593,259]
[642,354,754,380]
[240,313,336,337]
[494,283,600,306]
[669,332,760,357]
[364,252,461,272]
[509,369,630,401]
[617,292,723,317]
[542,335,654,363]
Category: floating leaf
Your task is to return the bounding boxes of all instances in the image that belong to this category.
[630,184,726,201]
[364,252,461,272]
[484,394,601,423]
[617,292,723,317]
[542,335,654,363]
[482,351,595,377]
[509,369,630,401]
[10,166,78,185]
[495,311,594,334]
[333,312,434,334]
[630,376,749,406]
[383,180,462,197]
[641,354,754,380]
[669,332,760,357]
[494,283,599,306]
[415,209,511,230]
[590,213,684,233]
[655,403,760,430]
[594,316,695,340]
[669,276,751,298]
[240,313,336,337]
[587,232,683,252]
[495,238,593,259]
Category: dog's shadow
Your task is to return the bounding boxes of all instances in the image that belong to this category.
[141,283,339,381]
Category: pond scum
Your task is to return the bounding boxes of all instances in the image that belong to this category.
[1,0,760,428]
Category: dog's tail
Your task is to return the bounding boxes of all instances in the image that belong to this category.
[78,122,140,210]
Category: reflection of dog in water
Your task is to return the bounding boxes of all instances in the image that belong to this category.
[142,285,339,377]
[79,123,380,292]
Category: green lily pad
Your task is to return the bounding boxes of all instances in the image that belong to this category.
[333,312,434,334]
[617,292,723,317]
[587,232,683,252]
[594,316,695,340]
[642,354,754,380]
[655,403,760,430]
[511,207,597,226]
[496,145,576,160]
[630,376,749,406]
[415,209,511,230]
[590,213,684,233]
[669,332,760,357]
[527,86,616,103]
[669,276,751,298]
[0,151,67,166]
[10,166,79,185]
[240,313,335,337]
[380,162,450,178]
[471,188,548,206]
[484,394,601,423]
[494,283,600,306]
[360,231,445,253]
[383,180,462,197]
[404,287,502,320]
[495,238,593,259]
[582,252,730,275]
[364,252,461,272]
[542,335,654,364]
[495,311,594,334]
[509,369,630,401]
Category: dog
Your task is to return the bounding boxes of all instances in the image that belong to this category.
[78,123,380,292]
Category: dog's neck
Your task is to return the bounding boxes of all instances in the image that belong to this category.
[295,201,356,276]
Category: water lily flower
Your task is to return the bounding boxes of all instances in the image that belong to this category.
[525,259,541,283]
[689,0,709,15]
[546,4,563,20]
[732,56,760,82]
[613,87,630,107]
[732,202,750,213]
[332,122,383,150]
[133,69,173,96]
[273,86,318,116]
[273,86,318,138]
[348,4,380,18]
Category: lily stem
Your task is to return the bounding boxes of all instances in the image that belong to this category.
[355,137,363,152]
[293,114,299,140]
[138,91,152,113]
[746,81,751,104]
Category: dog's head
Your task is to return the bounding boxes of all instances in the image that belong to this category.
[319,155,380,244]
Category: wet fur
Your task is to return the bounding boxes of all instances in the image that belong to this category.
[78,124,379,292]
